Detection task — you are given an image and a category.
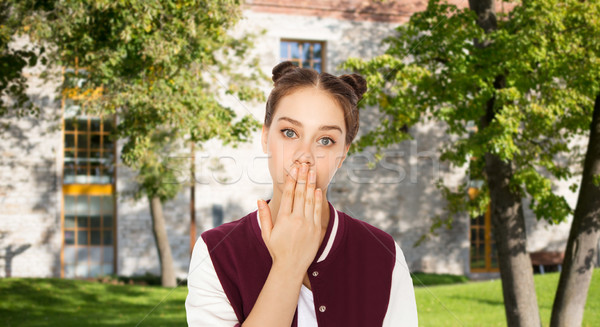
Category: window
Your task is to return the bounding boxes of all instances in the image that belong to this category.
[63,70,114,185]
[63,193,114,278]
[61,66,116,278]
[469,203,499,272]
[280,40,325,72]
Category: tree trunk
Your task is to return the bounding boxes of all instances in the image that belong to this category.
[149,195,177,287]
[480,76,542,327]
[550,94,600,327]
[470,1,541,326]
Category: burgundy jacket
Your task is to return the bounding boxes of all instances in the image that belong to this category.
[200,200,398,326]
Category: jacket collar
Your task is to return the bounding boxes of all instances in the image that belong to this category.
[253,199,343,265]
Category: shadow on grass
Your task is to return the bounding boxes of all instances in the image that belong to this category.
[449,295,504,306]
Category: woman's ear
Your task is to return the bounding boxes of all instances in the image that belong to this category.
[261,125,268,154]
[337,143,351,168]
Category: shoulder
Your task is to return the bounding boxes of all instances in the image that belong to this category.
[201,211,254,244]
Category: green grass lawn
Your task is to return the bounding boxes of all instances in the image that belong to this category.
[0,269,598,326]
[415,269,600,327]
[0,278,187,326]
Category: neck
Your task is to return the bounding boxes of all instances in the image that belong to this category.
[267,190,330,230]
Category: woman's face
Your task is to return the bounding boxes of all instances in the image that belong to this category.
[261,87,351,196]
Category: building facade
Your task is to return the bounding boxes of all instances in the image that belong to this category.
[0,0,583,280]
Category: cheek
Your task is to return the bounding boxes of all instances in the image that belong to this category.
[266,138,292,184]
[315,152,343,189]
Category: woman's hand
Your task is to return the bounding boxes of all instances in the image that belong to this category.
[257,163,323,276]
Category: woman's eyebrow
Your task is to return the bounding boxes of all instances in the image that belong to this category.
[277,116,342,134]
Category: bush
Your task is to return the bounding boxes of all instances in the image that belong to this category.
[411,272,469,286]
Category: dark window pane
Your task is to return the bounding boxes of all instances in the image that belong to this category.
[91,150,102,160]
[103,230,113,245]
[89,166,102,183]
[77,217,88,228]
[65,118,75,131]
[472,259,485,268]
[76,151,89,165]
[103,118,114,132]
[91,230,101,245]
[90,216,101,228]
[77,134,88,149]
[65,133,75,148]
[100,167,113,184]
[103,215,113,228]
[77,118,88,132]
[64,231,75,245]
[91,134,101,148]
[103,138,114,150]
[90,118,101,132]
[78,231,88,245]
[64,165,76,184]
[65,150,75,162]
[101,149,114,164]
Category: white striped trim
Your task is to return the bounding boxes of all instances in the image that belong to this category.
[317,207,338,263]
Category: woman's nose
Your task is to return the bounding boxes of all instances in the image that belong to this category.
[294,145,315,167]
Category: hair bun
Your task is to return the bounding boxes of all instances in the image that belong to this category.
[272,61,297,83]
[340,74,367,102]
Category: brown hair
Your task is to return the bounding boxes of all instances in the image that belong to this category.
[264,61,367,146]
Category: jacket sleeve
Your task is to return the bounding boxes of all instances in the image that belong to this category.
[382,241,418,327]
[186,237,241,326]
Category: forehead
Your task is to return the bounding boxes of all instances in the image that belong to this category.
[273,87,345,130]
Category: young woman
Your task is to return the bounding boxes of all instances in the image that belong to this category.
[186,61,418,326]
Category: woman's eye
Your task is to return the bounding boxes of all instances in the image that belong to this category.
[319,137,336,146]
[282,129,296,138]
[281,129,336,146]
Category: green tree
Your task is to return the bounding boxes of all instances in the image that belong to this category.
[19,0,264,286]
[0,0,48,118]
[343,0,599,325]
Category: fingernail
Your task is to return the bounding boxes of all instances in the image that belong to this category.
[257,200,264,208]
[291,166,298,178]
[309,169,316,183]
